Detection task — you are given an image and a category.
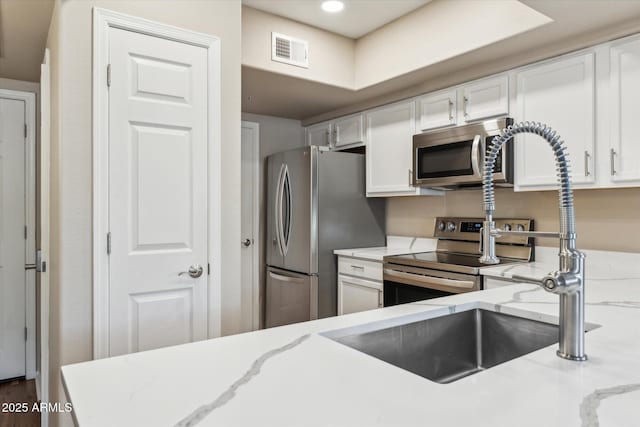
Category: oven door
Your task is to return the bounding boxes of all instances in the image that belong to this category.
[383,264,481,307]
[413,134,484,187]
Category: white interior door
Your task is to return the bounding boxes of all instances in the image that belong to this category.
[0,97,26,380]
[108,27,209,356]
[241,122,259,332]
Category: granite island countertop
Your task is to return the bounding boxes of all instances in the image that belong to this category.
[62,251,640,427]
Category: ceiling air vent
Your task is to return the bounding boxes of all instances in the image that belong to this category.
[271,32,309,68]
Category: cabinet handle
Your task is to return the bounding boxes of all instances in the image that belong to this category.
[408,168,413,186]
[610,148,617,176]
[448,99,454,121]
[463,96,469,117]
[378,290,383,308]
[584,151,590,177]
[326,129,331,147]
[350,264,365,270]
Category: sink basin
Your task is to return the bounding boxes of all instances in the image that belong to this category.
[326,308,560,384]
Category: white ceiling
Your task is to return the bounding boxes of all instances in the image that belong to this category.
[241,0,431,39]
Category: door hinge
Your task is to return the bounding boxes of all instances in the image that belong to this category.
[24,327,28,341]
[106,232,112,255]
[107,64,111,87]
[24,124,27,139]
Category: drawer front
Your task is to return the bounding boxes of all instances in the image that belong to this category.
[338,257,383,281]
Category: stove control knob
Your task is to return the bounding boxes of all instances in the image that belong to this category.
[503,224,512,231]
[516,224,525,232]
[446,221,456,232]
[437,221,446,231]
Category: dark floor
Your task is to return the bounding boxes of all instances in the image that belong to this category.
[0,379,40,427]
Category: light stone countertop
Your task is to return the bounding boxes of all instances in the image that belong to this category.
[62,249,640,427]
[333,235,437,261]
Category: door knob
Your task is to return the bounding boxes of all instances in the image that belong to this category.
[242,238,252,247]
[179,265,203,278]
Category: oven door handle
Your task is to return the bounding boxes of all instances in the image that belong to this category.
[384,268,476,291]
[471,134,483,178]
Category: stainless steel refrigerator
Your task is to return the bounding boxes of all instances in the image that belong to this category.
[266,146,385,328]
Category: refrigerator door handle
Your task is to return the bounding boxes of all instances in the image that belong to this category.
[275,163,285,256]
[268,270,304,283]
[282,164,292,255]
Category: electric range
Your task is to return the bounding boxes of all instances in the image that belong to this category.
[383,217,534,306]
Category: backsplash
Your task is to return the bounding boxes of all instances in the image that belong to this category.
[386,187,640,253]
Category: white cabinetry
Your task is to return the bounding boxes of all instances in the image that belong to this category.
[333,113,365,149]
[461,75,509,123]
[513,53,596,190]
[607,36,640,186]
[338,275,383,315]
[417,89,457,131]
[417,75,508,132]
[337,256,383,315]
[365,101,416,196]
[366,101,441,197]
[306,121,332,147]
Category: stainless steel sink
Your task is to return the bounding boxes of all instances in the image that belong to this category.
[327,309,560,384]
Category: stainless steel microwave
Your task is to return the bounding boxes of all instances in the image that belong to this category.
[412,117,514,189]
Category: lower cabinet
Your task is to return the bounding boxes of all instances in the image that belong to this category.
[337,255,384,315]
[338,274,383,315]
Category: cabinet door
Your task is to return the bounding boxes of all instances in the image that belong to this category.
[609,37,640,185]
[338,274,382,315]
[334,114,364,149]
[514,53,596,190]
[461,75,508,122]
[306,122,332,148]
[366,101,417,196]
[418,89,457,131]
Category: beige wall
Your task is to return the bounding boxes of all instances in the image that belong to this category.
[241,112,305,328]
[242,6,355,89]
[387,187,640,253]
[46,1,241,425]
[354,0,551,89]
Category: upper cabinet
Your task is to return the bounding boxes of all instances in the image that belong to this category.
[461,75,509,123]
[306,121,332,148]
[365,101,416,196]
[607,36,640,186]
[365,101,441,197]
[306,114,365,150]
[417,75,509,132]
[333,113,365,149]
[513,53,596,190]
[417,89,457,131]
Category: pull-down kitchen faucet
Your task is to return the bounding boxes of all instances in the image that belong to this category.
[479,121,587,361]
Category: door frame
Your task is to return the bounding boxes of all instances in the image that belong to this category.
[92,8,222,359]
[240,121,260,331]
[0,88,37,379]
[38,47,51,427]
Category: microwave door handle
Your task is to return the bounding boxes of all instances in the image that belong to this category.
[471,134,483,178]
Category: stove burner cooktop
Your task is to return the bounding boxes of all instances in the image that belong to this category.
[384,251,523,275]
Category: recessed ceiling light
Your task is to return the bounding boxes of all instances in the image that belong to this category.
[321,0,344,13]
